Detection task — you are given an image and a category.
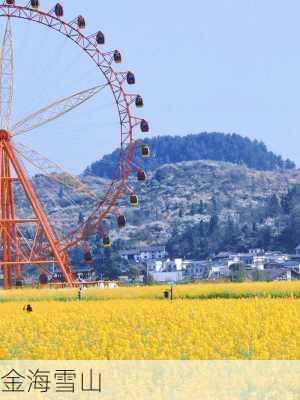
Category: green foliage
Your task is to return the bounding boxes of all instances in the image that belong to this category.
[281,185,300,214]
[128,265,140,281]
[277,186,300,251]
[183,290,300,300]
[84,132,295,178]
[199,200,205,214]
[252,268,264,282]
[97,249,122,280]
[266,194,281,217]
[209,214,219,234]
[222,219,242,251]
[166,183,300,257]
[143,274,154,285]
[229,263,246,282]
[211,195,221,214]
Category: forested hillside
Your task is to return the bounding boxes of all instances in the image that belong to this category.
[19,159,300,276]
[84,132,295,178]
[166,184,300,258]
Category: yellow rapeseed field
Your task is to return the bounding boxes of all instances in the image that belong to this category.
[0,282,298,360]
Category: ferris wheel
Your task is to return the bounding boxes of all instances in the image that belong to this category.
[0,0,150,289]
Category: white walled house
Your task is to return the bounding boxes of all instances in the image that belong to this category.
[149,270,184,283]
[147,260,164,272]
[120,246,168,263]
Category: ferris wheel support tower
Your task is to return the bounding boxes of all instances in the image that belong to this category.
[0,130,75,288]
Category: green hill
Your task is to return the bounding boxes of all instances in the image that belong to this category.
[84,132,295,178]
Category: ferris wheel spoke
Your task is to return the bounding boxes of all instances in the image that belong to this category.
[11,83,109,136]
[0,17,14,131]
[12,141,99,200]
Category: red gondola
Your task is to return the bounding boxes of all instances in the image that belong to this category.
[54,3,63,17]
[30,0,39,8]
[135,95,144,108]
[39,273,48,285]
[102,235,111,248]
[77,15,86,29]
[141,144,150,158]
[130,195,138,207]
[140,119,149,132]
[113,50,122,63]
[117,215,126,228]
[96,31,105,45]
[84,251,93,263]
[137,170,146,182]
[127,71,135,85]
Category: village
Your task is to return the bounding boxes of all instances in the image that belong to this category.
[117,245,300,283]
[4,244,300,287]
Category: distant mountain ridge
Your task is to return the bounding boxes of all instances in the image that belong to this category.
[84,132,295,178]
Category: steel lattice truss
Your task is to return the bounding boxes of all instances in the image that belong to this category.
[0,17,13,130]
[13,142,99,199]
[12,84,109,135]
[0,1,149,288]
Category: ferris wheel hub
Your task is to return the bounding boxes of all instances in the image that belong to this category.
[0,129,10,140]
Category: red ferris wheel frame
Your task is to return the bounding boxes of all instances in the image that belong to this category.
[0,1,149,287]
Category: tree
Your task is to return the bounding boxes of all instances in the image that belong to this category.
[252,222,258,232]
[266,194,280,217]
[143,274,154,285]
[288,205,300,249]
[191,203,199,215]
[128,265,140,281]
[199,220,206,237]
[78,211,84,225]
[208,214,219,234]
[199,200,205,214]
[282,185,300,214]
[229,263,246,282]
[100,249,121,280]
[242,224,249,235]
[84,132,295,179]
[211,196,220,214]
[257,225,272,249]
[222,219,242,251]
[253,268,264,281]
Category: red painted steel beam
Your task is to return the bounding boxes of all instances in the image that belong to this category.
[0,260,55,265]
[0,218,38,223]
[2,137,74,287]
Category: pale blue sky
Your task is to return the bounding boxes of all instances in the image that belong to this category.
[3,0,300,173]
